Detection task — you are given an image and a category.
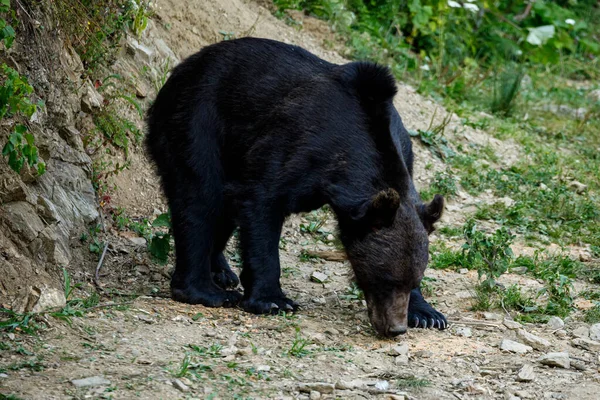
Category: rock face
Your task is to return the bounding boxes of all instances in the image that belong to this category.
[0,10,100,309]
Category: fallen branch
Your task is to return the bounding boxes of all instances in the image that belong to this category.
[93,242,109,291]
[305,250,347,262]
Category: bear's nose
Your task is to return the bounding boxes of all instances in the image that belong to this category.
[387,324,407,336]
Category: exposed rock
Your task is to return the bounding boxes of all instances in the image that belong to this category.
[298,382,335,394]
[2,202,45,242]
[80,82,104,114]
[538,352,570,369]
[58,126,84,151]
[309,390,321,400]
[547,317,564,330]
[30,286,66,312]
[517,364,535,382]
[126,37,155,64]
[517,329,551,350]
[503,319,522,330]
[589,323,600,341]
[571,337,600,352]
[71,376,111,387]
[500,339,532,354]
[374,380,389,391]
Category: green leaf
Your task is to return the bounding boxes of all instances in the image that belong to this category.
[150,234,171,262]
[152,212,171,228]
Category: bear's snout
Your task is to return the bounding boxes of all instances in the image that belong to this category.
[366,289,410,337]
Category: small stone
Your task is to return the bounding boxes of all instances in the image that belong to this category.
[455,290,474,299]
[459,268,469,274]
[71,376,111,387]
[572,326,590,338]
[414,350,433,358]
[538,352,570,369]
[172,379,189,392]
[388,343,409,356]
[386,395,408,400]
[517,364,535,382]
[516,390,533,399]
[510,267,528,274]
[324,328,339,336]
[310,271,329,283]
[395,355,409,365]
[547,317,564,330]
[455,327,472,337]
[500,339,532,354]
[326,234,334,241]
[517,329,551,350]
[503,318,522,330]
[309,391,321,400]
[298,383,335,394]
[589,323,600,341]
[136,314,155,324]
[221,346,238,357]
[375,380,390,391]
[571,337,600,352]
[129,237,147,246]
[0,373,8,378]
[483,312,502,321]
[570,360,587,371]
[256,365,271,372]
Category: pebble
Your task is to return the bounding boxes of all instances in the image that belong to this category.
[256,365,271,372]
[395,355,409,365]
[388,343,409,356]
[0,373,8,378]
[324,328,340,336]
[538,352,570,369]
[546,317,564,330]
[589,323,600,341]
[517,329,551,350]
[310,271,329,283]
[415,350,433,358]
[517,364,535,382]
[298,382,335,394]
[129,237,147,246]
[455,327,472,338]
[572,326,590,338]
[459,268,469,274]
[571,337,600,352]
[500,339,532,354]
[503,319,522,330]
[483,312,502,321]
[375,380,390,391]
[71,376,111,387]
[172,379,189,392]
[309,390,321,400]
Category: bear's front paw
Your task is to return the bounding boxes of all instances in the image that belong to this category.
[408,300,447,330]
[240,295,299,315]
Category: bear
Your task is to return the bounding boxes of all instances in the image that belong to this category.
[146,37,447,337]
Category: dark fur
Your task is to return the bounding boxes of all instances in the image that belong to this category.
[146,38,446,336]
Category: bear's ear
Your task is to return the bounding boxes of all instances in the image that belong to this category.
[351,189,401,229]
[418,194,444,234]
[340,61,397,106]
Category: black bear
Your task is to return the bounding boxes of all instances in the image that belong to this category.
[146,38,446,337]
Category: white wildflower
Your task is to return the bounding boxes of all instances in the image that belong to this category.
[420,64,430,71]
[565,19,575,26]
[464,3,479,12]
[448,1,461,8]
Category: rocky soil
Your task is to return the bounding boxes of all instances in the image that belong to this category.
[1,0,599,399]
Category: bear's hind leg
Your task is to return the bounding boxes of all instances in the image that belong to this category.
[237,206,298,314]
[168,176,241,307]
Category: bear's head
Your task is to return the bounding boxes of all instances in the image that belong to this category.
[341,189,444,337]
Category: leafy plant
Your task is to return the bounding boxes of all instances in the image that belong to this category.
[462,220,515,289]
[149,212,172,263]
[288,328,311,358]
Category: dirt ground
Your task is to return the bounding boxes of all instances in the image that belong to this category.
[2,0,600,399]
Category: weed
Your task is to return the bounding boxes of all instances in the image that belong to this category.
[396,377,430,390]
[499,285,537,313]
[288,328,311,358]
[188,344,223,358]
[175,353,192,378]
[340,282,364,301]
[408,112,455,160]
[471,284,494,312]
[462,220,515,289]
[0,308,41,334]
[584,305,600,324]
